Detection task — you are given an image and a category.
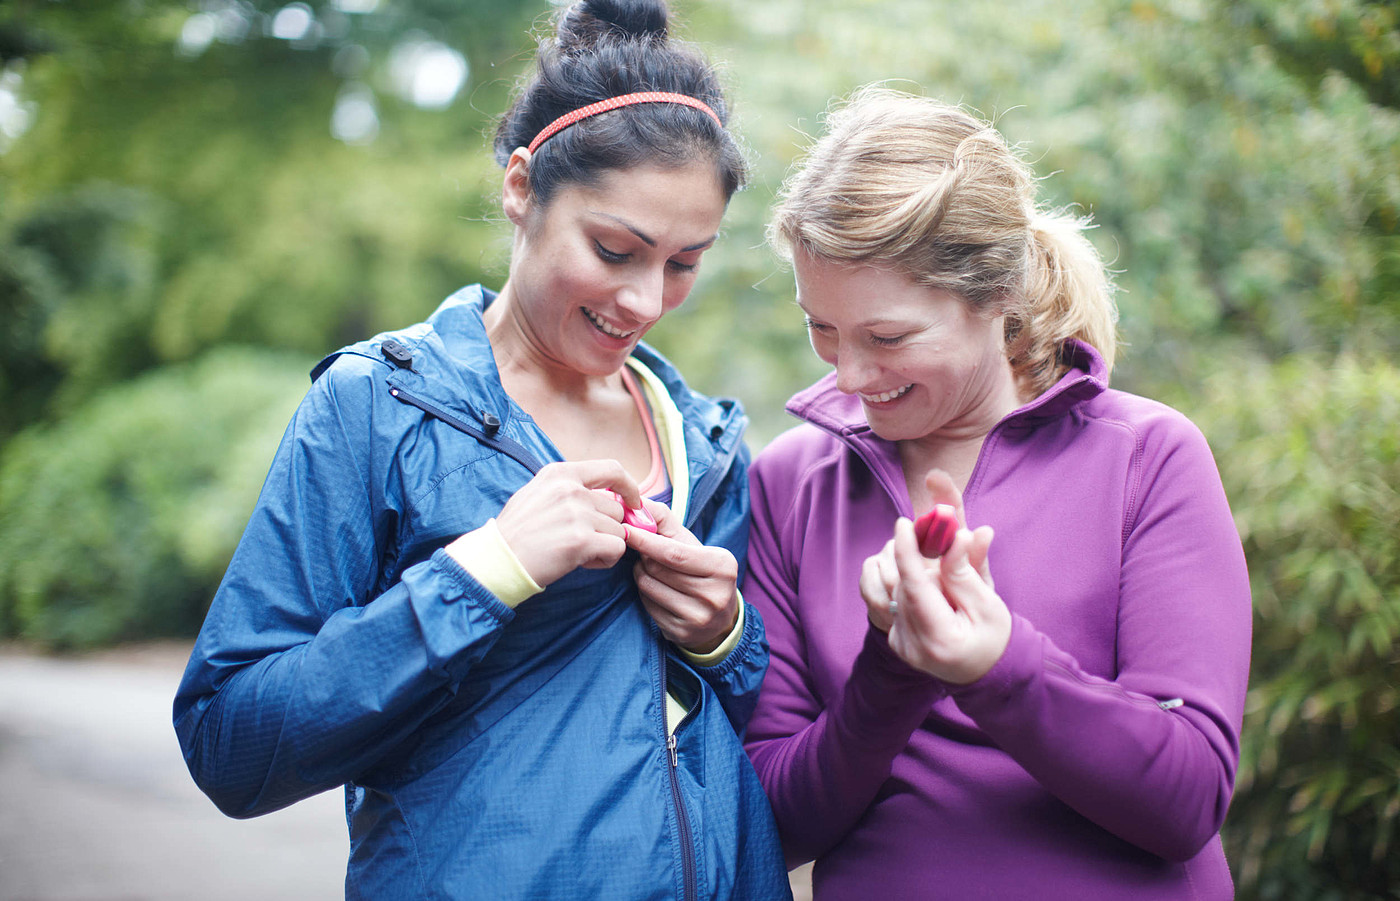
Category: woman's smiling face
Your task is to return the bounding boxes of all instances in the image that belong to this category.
[793,247,1019,443]
[499,157,728,378]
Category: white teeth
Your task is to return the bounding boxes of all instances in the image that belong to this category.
[583,308,635,339]
[861,384,913,404]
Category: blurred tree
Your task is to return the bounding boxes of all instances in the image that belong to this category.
[0,0,534,435]
[1178,354,1400,900]
[659,0,1400,439]
[0,346,310,647]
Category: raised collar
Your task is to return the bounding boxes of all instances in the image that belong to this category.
[786,338,1110,438]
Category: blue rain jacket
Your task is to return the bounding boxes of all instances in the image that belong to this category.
[173,286,791,900]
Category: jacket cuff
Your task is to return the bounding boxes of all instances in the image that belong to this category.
[828,624,947,755]
[946,613,1037,708]
[442,518,543,608]
[861,621,947,691]
[678,592,746,666]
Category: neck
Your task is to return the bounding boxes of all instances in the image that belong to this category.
[484,285,625,404]
[897,358,1025,501]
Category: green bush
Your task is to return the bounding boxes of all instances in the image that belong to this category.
[0,347,311,648]
[1184,352,1400,900]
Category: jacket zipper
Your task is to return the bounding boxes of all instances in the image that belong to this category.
[387,386,543,475]
[660,640,698,901]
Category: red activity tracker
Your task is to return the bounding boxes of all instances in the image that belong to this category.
[914,505,958,557]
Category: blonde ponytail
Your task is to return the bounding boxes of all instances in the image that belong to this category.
[1007,212,1119,395]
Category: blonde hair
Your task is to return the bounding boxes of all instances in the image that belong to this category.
[769,86,1118,396]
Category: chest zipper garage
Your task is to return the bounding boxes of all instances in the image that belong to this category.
[660,640,698,901]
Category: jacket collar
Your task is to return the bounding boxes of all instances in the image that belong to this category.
[311,285,748,502]
[787,338,1110,440]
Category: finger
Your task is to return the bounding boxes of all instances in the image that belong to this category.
[969,525,995,586]
[937,529,995,613]
[891,518,957,631]
[628,529,735,579]
[579,531,629,569]
[939,528,973,579]
[875,538,900,594]
[924,468,967,526]
[566,459,644,509]
[859,554,892,607]
[860,554,896,633]
[633,563,739,650]
[641,498,700,546]
[597,489,627,521]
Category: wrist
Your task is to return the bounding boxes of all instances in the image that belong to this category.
[679,596,744,662]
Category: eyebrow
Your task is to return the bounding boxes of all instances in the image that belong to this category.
[795,301,919,330]
[595,212,717,253]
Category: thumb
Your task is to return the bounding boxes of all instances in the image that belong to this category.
[642,498,699,545]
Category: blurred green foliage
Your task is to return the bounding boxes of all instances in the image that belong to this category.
[1182,355,1400,899]
[0,0,1396,896]
[0,347,309,646]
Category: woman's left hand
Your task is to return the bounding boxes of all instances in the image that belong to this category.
[624,499,740,655]
[878,520,1012,685]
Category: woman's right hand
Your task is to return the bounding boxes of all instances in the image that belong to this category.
[490,460,643,588]
[861,467,992,633]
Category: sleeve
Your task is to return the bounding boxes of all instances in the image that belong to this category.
[742,452,945,868]
[445,517,543,608]
[679,597,746,666]
[949,415,1253,862]
[172,366,515,819]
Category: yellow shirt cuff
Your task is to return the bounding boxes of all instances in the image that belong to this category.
[678,593,746,666]
[444,518,543,608]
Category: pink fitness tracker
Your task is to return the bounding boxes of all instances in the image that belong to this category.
[623,504,658,534]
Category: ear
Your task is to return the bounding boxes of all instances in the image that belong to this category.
[502,148,534,226]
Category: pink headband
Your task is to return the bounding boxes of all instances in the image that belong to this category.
[526,91,722,154]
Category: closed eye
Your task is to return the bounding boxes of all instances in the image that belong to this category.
[594,241,629,264]
[869,333,907,347]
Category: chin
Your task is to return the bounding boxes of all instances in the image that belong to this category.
[863,418,913,442]
[861,409,930,443]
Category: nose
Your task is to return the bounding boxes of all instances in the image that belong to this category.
[615,267,666,324]
[834,345,880,396]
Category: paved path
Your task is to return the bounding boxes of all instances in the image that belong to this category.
[0,643,345,901]
[0,642,812,901]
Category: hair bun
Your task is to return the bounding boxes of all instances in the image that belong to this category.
[558,0,669,51]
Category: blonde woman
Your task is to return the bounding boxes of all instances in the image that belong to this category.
[744,87,1251,899]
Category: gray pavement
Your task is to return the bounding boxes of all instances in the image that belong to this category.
[0,642,813,901]
[0,643,345,901]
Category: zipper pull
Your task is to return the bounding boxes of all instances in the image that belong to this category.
[667,733,678,768]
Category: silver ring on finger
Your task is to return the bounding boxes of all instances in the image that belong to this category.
[888,598,898,617]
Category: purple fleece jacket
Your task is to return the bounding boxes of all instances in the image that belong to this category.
[744,341,1251,900]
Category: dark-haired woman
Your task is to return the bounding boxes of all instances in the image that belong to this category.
[173,3,790,898]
